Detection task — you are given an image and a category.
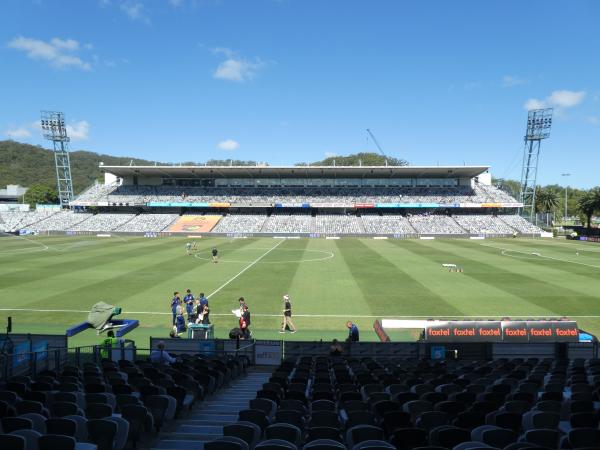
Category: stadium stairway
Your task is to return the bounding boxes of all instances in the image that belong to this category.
[151,368,272,450]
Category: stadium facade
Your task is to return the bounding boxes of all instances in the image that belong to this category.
[1,164,544,236]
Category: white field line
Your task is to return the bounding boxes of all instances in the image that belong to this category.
[1,308,600,319]
[206,239,285,299]
[0,234,49,254]
[480,243,600,270]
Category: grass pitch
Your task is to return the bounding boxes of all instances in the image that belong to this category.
[1,234,600,348]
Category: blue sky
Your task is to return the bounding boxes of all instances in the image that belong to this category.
[1,0,599,188]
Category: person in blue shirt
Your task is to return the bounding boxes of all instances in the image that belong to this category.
[346,321,359,342]
[184,289,195,322]
[170,292,181,325]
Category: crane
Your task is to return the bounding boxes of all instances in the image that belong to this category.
[366,129,388,166]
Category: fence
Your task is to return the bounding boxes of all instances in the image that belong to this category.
[2,338,597,381]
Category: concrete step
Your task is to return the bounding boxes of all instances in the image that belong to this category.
[153,440,205,450]
[176,424,222,434]
[178,418,236,426]
[188,413,238,421]
[158,432,219,441]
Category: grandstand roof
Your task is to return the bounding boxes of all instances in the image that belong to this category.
[100,165,489,179]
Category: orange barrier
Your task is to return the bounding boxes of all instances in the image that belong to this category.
[167,215,222,233]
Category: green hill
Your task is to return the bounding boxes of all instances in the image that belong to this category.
[1,140,409,195]
[0,140,158,194]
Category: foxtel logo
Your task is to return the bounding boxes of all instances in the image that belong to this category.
[429,329,451,336]
[478,328,501,336]
[504,328,527,336]
[530,328,552,337]
[556,329,578,336]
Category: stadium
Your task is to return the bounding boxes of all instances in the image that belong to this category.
[3,2,600,450]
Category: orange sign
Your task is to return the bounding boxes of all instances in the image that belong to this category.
[168,215,222,233]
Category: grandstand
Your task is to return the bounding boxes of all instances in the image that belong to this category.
[2,164,544,236]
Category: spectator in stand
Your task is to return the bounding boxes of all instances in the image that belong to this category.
[346,321,360,342]
[170,292,181,325]
[150,341,177,365]
[101,330,118,359]
[330,339,343,356]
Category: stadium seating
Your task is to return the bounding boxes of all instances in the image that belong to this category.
[72,184,517,206]
[361,214,416,235]
[201,355,600,450]
[453,215,516,235]
[1,210,545,235]
[261,214,314,233]
[212,214,267,233]
[0,352,249,450]
[113,214,179,232]
[408,215,466,234]
[68,214,137,232]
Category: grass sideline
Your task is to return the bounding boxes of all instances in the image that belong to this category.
[1,234,599,348]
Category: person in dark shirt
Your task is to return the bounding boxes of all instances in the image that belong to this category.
[170,292,180,325]
[241,305,251,339]
[347,321,359,342]
[184,289,195,322]
[280,294,297,334]
[212,247,218,263]
[200,304,210,325]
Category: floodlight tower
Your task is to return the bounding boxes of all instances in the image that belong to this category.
[518,108,553,221]
[41,111,74,208]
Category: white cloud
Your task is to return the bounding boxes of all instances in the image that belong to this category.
[4,119,90,141]
[324,152,337,158]
[217,139,240,151]
[169,0,184,6]
[548,90,586,108]
[7,36,92,70]
[502,75,527,87]
[211,47,265,82]
[523,90,586,110]
[120,1,150,23]
[67,121,90,141]
[4,126,32,140]
[524,98,547,110]
[211,47,235,58]
[214,58,263,82]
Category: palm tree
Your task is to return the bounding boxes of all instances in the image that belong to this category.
[535,188,560,213]
[578,190,597,229]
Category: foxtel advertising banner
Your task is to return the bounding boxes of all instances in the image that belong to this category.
[426,320,578,343]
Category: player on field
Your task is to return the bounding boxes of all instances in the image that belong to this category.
[186,242,192,255]
[212,247,218,263]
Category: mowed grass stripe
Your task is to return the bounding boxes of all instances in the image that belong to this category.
[208,239,311,334]
[471,241,600,300]
[336,239,463,317]
[488,239,600,272]
[0,237,190,289]
[428,239,600,316]
[282,239,371,335]
[377,240,546,317]
[2,237,259,320]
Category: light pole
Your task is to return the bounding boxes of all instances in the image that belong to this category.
[561,173,571,222]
